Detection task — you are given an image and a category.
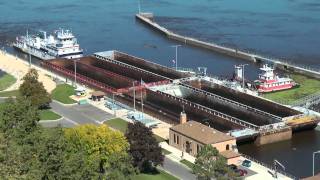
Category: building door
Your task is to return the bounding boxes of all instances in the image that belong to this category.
[186,141,192,154]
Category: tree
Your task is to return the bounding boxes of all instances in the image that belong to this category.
[64,124,136,179]
[0,97,40,143]
[19,68,51,109]
[125,121,164,172]
[192,145,238,180]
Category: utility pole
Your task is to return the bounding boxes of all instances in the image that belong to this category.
[171,45,181,71]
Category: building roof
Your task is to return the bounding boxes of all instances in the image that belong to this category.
[220,150,241,159]
[91,91,105,97]
[170,121,235,144]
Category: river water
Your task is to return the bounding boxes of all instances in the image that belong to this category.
[1,0,319,178]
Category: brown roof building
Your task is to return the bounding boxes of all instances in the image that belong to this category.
[169,121,240,165]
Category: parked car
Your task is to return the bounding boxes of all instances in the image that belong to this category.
[242,160,252,167]
[228,164,238,171]
[235,169,248,176]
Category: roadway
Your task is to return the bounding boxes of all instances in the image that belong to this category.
[160,157,196,180]
[41,100,114,128]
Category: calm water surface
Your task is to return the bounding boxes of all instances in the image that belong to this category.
[1,0,320,178]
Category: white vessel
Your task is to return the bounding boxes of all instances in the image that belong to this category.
[13,28,83,60]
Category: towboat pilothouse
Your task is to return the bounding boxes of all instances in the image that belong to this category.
[255,64,297,93]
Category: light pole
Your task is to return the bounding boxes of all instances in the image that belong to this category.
[138,0,141,14]
[171,45,181,71]
[133,81,136,111]
[239,64,248,90]
[74,59,77,88]
[313,150,320,176]
[29,53,31,67]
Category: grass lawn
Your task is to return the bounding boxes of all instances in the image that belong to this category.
[39,109,61,120]
[0,90,19,97]
[105,118,167,142]
[132,169,178,180]
[180,159,194,169]
[104,118,128,133]
[0,73,16,91]
[154,134,166,143]
[263,74,320,105]
[51,84,76,104]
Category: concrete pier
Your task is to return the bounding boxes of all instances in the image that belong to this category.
[136,13,320,79]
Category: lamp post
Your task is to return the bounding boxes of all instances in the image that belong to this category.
[313,150,320,176]
[171,45,181,71]
[239,64,248,90]
[74,59,78,88]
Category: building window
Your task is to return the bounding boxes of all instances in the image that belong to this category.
[226,144,230,150]
[174,134,176,143]
[177,135,179,145]
[197,144,201,153]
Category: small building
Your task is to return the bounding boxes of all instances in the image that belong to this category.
[91,91,105,101]
[169,120,240,165]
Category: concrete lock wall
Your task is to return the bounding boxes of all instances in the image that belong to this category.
[113,51,190,80]
[254,128,292,146]
[146,89,243,131]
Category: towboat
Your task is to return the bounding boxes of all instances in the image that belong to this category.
[255,64,296,93]
[13,28,83,60]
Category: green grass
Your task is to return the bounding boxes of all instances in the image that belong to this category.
[104,118,129,133]
[161,148,171,155]
[153,134,166,143]
[132,169,178,180]
[39,109,61,120]
[0,90,19,97]
[0,73,16,91]
[263,74,320,104]
[51,84,76,104]
[105,118,166,142]
[180,159,194,169]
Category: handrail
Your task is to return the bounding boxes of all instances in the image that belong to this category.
[240,153,297,180]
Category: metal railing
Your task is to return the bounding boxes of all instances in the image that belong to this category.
[179,83,282,121]
[240,153,297,180]
[155,90,260,130]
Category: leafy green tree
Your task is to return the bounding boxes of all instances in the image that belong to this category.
[19,68,51,109]
[0,97,40,143]
[64,124,136,179]
[193,145,238,180]
[125,121,164,172]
